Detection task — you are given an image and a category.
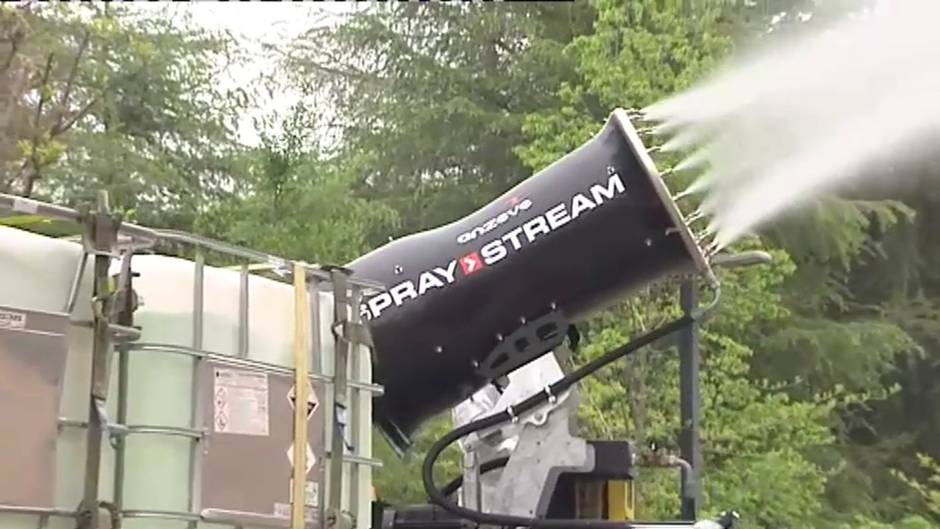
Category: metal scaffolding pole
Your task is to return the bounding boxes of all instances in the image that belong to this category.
[679,279,701,520]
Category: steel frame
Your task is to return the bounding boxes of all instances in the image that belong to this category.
[0,191,383,529]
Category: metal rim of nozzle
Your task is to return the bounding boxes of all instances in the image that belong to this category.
[611,108,713,283]
[691,250,773,322]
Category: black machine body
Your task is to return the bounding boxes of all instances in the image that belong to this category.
[346,109,711,453]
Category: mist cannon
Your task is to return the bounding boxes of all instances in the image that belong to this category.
[347,109,713,453]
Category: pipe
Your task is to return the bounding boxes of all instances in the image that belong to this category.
[422,315,696,528]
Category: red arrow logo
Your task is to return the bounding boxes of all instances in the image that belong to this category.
[459,252,485,276]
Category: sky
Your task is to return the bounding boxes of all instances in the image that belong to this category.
[167,3,359,145]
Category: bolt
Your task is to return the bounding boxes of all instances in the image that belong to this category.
[393,265,403,275]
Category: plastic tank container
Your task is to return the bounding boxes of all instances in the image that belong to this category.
[0,226,376,529]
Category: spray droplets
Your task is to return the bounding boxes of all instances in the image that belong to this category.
[642,0,940,252]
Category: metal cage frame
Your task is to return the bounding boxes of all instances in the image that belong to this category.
[0,191,384,529]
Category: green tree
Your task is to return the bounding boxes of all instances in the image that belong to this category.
[195,104,397,264]
[373,417,462,505]
[1,3,247,228]
[572,246,844,526]
[515,0,933,526]
[897,455,940,521]
[285,2,596,238]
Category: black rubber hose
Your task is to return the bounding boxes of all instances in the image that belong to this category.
[440,456,510,498]
[422,314,694,529]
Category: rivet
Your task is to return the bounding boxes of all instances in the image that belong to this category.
[434,345,443,354]
[644,238,653,247]
[495,333,504,342]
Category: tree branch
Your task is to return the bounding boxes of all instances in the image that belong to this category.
[51,94,97,137]
[1,10,26,73]
[1,33,20,73]
[55,28,90,132]
[19,51,54,197]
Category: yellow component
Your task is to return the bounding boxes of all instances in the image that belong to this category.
[291,262,311,529]
[606,480,635,521]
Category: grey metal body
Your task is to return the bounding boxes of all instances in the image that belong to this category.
[452,353,709,529]
[453,352,591,519]
[488,398,592,518]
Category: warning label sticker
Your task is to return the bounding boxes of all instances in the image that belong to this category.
[0,309,26,330]
[286,442,316,474]
[275,480,318,520]
[288,479,319,507]
[213,368,269,436]
[273,502,315,521]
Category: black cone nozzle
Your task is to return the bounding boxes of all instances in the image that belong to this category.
[346,109,711,453]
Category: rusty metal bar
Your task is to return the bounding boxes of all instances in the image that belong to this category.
[77,191,120,529]
[328,268,352,529]
[0,193,385,292]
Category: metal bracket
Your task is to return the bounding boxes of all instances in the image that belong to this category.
[475,309,569,381]
[488,396,593,517]
[326,509,355,529]
[77,192,123,529]
[333,402,355,453]
[455,352,573,490]
[332,320,374,349]
[327,267,353,529]
[93,397,129,450]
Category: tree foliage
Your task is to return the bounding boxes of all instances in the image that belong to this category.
[286,2,596,238]
[3,3,938,528]
[514,0,938,525]
[195,104,397,264]
[1,3,246,228]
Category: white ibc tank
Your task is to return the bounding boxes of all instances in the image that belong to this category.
[0,226,375,529]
